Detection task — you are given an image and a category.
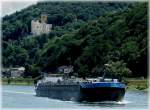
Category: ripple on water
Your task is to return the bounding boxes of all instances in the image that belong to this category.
[2,85,149,109]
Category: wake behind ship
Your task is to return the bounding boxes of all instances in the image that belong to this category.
[35,74,126,102]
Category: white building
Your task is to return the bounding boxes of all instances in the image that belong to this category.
[2,67,25,78]
[31,14,52,35]
[10,67,25,78]
[57,65,74,74]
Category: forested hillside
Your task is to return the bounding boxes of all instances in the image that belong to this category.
[3,2,130,41]
[2,2,148,78]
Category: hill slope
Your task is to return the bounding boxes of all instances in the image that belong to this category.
[2,2,130,41]
[37,3,147,77]
[2,2,148,78]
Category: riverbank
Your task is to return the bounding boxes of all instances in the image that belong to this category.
[2,77,148,90]
[123,78,148,91]
[2,78,34,86]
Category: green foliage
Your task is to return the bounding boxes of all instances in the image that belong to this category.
[121,41,139,62]
[2,2,129,41]
[2,2,148,78]
[2,42,29,67]
[24,64,40,78]
[105,61,132,77]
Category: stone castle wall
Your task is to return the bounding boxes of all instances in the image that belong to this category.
[31,15,52,35]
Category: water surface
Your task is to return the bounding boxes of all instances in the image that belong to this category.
[2,85,149,109]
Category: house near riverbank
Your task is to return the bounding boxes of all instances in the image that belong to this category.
[2,67,25,78]
[57,65,74,74]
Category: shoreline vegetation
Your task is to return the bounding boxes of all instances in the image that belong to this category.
[123,78,148,91]
[1,77,148,91]
[2,78,34,86]
[2,3,147,79]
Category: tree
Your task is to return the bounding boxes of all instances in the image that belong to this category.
[105,61,132,78]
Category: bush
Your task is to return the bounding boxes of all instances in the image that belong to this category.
[105,60,132,77]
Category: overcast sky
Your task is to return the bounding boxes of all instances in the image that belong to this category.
[1,1,38,17]
[1,0,145,17]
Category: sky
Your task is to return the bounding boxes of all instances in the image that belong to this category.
[1,0,147,17]
[1,0,38,17]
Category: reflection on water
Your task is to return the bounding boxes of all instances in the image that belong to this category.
[2,85,149,109]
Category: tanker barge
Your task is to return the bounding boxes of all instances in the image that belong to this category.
[35,75,126,102]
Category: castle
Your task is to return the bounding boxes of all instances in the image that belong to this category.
[31,14,52,35]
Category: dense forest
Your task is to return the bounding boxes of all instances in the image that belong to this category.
[2,2,148,78]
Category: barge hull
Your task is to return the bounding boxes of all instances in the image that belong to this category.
[35,83,125,102]
[80,87,125,102]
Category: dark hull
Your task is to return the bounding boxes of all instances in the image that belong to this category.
[36,84,80,101]
[35,83,125,102]
[80,87,125,102]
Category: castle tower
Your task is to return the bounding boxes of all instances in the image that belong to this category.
[31,14,52,35]
[41,14,47,23]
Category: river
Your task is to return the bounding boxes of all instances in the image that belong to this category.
[2,85,149,109]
